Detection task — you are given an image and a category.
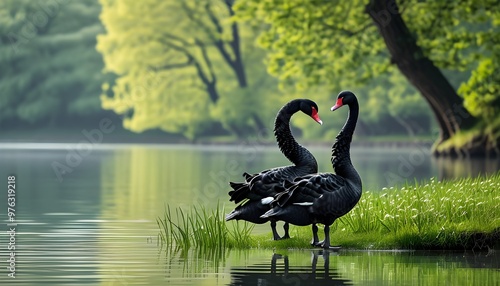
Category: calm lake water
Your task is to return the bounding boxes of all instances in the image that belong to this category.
[0,144,499,285]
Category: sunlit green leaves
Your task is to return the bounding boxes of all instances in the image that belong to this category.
[459,58,500,120]
[235,0,383,90]
[98,0,284,139]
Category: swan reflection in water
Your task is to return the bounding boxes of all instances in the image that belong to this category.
[230,250,352,286]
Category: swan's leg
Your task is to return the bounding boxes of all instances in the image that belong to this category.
[311,224,320,246]
[320,225,341,250]
[322,225,331,249]
[281,222,290,239]
[271,220,281,240]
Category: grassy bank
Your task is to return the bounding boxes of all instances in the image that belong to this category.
[157,173,500,253]
[434,117,500,156]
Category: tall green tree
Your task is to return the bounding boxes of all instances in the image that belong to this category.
[236,0,500,155]
[97,0,279,139]
[0,0,110,128]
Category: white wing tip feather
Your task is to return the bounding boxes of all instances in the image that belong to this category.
[261,197,274,205]
[293,202,313,206]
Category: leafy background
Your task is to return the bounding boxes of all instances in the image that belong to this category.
[1,0,499,145]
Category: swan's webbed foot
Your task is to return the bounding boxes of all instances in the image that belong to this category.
[313,240,341,249]
[276,235,290,240]
[314,225,340,250]
[318,242,342,250]
[312,239,324,247]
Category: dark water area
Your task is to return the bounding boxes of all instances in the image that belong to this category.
[0,144,498,285]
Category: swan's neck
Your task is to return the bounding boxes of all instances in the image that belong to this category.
[331,102,362,187]
[274,103,317,170]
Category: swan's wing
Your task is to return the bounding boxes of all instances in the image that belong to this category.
[228,171,269,203]
[275,173,348,208]
[243,172,256,182]
[259,166,298,185]
[247,166,302,195]
[229,166,292,202]
[311,182,360,218]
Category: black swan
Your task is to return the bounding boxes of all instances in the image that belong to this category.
[261,91,362,249]
[225,99,323,240]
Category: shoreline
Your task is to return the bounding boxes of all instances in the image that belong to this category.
[0,136,434,149]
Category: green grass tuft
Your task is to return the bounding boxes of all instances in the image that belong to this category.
[157,202,255,255]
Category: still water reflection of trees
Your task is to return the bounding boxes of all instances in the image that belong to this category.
[101,146,500,202]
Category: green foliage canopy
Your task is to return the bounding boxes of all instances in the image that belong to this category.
[235,0,500,127]
[0,0,110,127]
[97,0,284,139]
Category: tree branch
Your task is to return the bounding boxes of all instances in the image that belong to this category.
[180,1,235,68]
[156,59,193,70]
[205,2,224,35]
[194,38,217,86]
[224,0,235,16]
[158,36,218,101]
[204,2,236,68]
[163,32,194,47]
[180,2,217,43]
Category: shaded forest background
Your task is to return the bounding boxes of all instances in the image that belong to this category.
[1,0,499,152]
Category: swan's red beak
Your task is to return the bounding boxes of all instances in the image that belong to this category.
[311,107,323,125]
[330,98,343,111]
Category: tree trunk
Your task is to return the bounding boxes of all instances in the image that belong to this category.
[365,0,477,146]
[231,30,268,136]
[225,0,247,88]
[206,81,219,103]
[229,22,248,88]
[226,1,267,137]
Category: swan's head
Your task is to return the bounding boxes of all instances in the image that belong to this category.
[331,90,357,111]
[300,99,323,125]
